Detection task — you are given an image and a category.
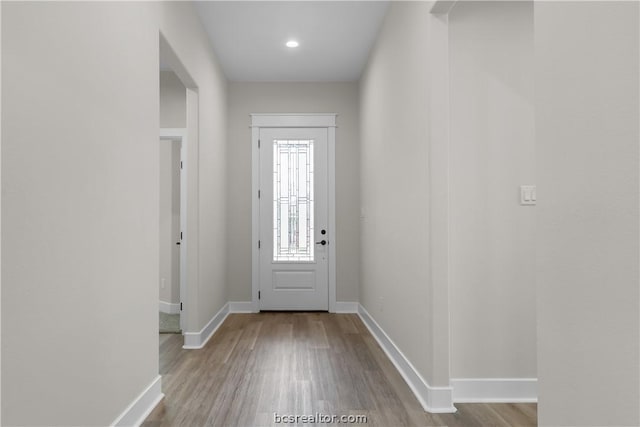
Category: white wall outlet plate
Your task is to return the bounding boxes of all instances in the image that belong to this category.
[520,185,536,205]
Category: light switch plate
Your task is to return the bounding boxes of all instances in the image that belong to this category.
[520,185,536,205]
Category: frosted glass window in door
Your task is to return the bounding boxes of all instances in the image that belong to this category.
[273,140,314,262]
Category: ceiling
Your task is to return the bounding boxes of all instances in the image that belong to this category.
[193,1,390,82]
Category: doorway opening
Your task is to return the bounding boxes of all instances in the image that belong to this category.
[159,32,199,346]
[158,131,186,333]
[251,114,338,312]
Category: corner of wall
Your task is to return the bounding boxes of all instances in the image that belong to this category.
[357,305,456,413]
[0,0,3,422]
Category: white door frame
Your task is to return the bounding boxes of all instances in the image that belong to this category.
[159,128,187,332]
[250,114,337,313]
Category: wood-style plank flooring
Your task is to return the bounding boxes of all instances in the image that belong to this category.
[143,313,536,426]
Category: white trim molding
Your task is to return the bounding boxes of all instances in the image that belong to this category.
[250,113,337,128]
[334,301,359,313]
[159,301,180,315]
[251,122,260,313]
[159,127,186,140]
[357,304,456,413]
[183,303,230,349]
[228,301,253,313]
[451,378,538,403]
[327,125,337,313]
[111,376,164,427]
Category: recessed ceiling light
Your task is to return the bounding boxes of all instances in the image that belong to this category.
[286,40,299,48]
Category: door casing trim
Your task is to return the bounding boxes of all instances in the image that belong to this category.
[250,114,337,312]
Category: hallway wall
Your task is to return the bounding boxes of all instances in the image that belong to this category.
[2,3,160,425]
[226,82,360,303]
[1,2,227,425]
[448,1,536,379]
[535,2,639,425]
[359,1,434,383]
[1,2,4,422]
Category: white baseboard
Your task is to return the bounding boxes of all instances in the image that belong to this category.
[183,302,229,349]
[228,301,254,313]
[357,304,456,413]
[159,301,180,314]
[111,375,164,427]
[334,301,359,313]
[451,378,537,403]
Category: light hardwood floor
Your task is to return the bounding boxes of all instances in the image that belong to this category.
[143,312,536,426]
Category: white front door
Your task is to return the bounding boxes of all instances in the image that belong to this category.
[259,127,329,310]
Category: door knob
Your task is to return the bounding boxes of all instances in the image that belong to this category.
[315,240,327,246]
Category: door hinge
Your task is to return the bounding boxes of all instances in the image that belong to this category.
[180,302,183,311]
[258,190,261,199]
[258,139,260,148]
[258,240,261,249]
[180,161,183,170]
[258,291,261,300]
[180,231,183,240]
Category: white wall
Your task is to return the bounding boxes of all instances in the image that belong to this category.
[535,2,639,425]
[2,3,160,425]
[160,70,186,128]
[226,82,360,303]
[1,2,227,425]
[359,2,434,383]
[449,1,536,379]
[0,1,4,422]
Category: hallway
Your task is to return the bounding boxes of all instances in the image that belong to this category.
[143,313,536,426]
[2,1,639,425]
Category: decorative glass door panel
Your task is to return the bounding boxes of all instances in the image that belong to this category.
[273,140,314,262]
